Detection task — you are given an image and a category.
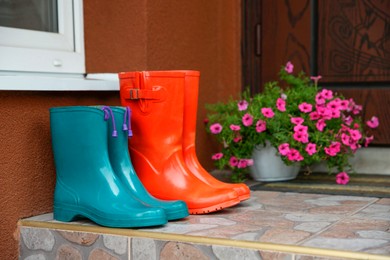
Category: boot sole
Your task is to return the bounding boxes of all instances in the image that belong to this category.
[188,197,240,215]
[239,193,251,202]
[166,208,190,221]
[54,204,167,228]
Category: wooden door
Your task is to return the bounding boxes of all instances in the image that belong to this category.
[242,0,390,145]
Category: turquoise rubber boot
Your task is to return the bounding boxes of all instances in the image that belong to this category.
[50,106,167,228]
[108,106,189,220]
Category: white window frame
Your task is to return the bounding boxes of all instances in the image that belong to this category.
[0,0,119,91]
[0,0,85,74]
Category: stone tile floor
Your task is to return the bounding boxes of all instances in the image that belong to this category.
[20,190,390,259]
[145,190,390,255]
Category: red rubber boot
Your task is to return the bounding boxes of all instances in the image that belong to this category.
[181,71,250,201]
[119,71,240,214]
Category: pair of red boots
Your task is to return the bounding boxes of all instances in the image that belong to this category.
[119,70,250,214]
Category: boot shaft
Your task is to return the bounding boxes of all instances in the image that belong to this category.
[119,71,187,162]
[50,106,126,205]
[107,106,135,181]
[50,106,111,179]
[182,71,200,149]
[107,106,132,163]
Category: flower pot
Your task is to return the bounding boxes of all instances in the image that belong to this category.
[249,142,300,182]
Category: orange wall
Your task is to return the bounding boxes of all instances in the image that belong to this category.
[0,1,241,259]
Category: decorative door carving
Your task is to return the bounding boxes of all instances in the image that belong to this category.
[242,0,390,144]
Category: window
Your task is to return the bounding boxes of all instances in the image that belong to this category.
[0,0,85,74]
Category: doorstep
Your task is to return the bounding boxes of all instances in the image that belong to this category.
[18,191,390,260]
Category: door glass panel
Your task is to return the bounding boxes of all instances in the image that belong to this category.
[0,0,58,33]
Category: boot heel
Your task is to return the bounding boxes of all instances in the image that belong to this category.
[54,207,79,222]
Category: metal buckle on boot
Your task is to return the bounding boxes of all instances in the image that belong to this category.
[129,89,139,99]
[128,88,166,101]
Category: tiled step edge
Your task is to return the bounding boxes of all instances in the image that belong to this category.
[18,219,390,260]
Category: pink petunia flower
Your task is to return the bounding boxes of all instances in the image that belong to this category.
[330,109,341,119]
[332,98,342,105]
[310,75,322,86]
[352,104,362,115]
[278,143,290,156]
[298,102,313,113]
[291,117,304,125]
[211,153,223,160]
[230,124,241,131]
[237,159,248,168]
[276,98,286,111]
[321,89,333,100]
[229,156,238,167]
[340,124,350,132]
[347,98,356,112]
[339,100,349,110]
[324,142,341,156]
[296,154,304,161]
[324,147,335,156]
[287,149,304,161]
[349,142,360,152]
[364,135,374,147]
[261,107,275,118]
[238,100,249,111]
[341,133,351,146]
[255,119,267,133]
[305,143,317,155]
[233,136,242,143]
[316,119,326,132]
[327,100,341,111]
[315,93,326,105]
[309,111,320,120]
[343,115,353,126]
[242,113,254,126]
[316,106,332,120]
[285,61,294,74]
[350,142,361,151]
[330,141,341,151]
[336,172,350,185]
[210,123,223,134]
[246,159,254,166]
[294,124,308,134]
[293,131,309,143]
[366,116,379,129]
[349,129,362,141]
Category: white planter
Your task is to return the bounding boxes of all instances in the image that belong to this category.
[249,142,300,182]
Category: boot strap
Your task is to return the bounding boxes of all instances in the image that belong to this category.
[127,88,165,100]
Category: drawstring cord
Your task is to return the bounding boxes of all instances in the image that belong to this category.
[102,106,133,138]
[123,106,133,137]
[101,106,118,137]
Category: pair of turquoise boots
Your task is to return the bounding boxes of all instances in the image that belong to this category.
[50,106,189,228]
